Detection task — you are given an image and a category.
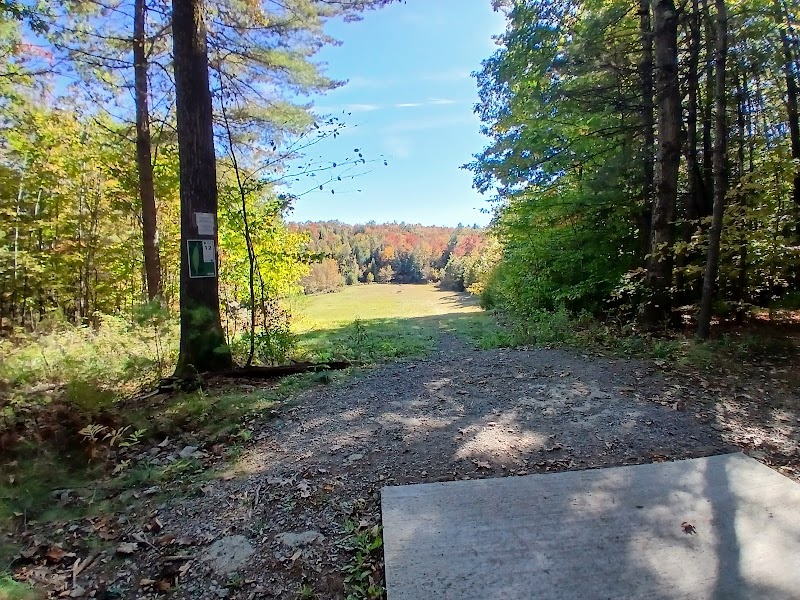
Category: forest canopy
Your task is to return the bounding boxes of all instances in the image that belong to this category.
[470,0,800,335]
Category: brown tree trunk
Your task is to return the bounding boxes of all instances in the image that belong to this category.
[642,0,681,329]
[697,0,728,339]
[172,0,232,375]
[777,3,800,217]
[675,0,702,305]
[700,0,715,217]
[686,0,701,223]
[639,0,655,258]
[134,0,162,301]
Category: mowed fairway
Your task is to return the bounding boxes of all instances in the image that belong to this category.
[290,283,481,331]
[287,284,511,361]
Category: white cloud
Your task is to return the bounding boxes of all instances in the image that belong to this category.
[395,102,424,108]
[344,103,381,112]
[428,97,457,105]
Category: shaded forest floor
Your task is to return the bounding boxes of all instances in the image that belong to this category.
[2,286,799,599]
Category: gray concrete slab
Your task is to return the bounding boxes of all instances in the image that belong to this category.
[381,453,800,600]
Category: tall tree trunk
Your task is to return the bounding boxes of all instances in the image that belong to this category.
[134,0,162,301]
[700,0,715,216]
[639,0,655,258]
[172,0,232,375]
[675,0,702,305]
[642,0,681,329]
[777,2,800,219]
[697,0,728,339]
[686,0,701,223]
[734,66,749,318]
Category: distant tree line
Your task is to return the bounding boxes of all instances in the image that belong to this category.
[290,221,493,294]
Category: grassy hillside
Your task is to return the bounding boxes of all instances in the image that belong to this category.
[288,283,512,362]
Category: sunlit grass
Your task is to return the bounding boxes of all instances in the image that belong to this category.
[287,284,512,361]
[287,283,483,332]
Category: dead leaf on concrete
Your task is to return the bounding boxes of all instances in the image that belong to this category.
[681,521,696,534]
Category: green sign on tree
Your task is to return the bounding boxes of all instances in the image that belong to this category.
[187,240,216,278]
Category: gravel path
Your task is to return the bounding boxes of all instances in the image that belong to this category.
[122,339,744,600]
[18,334,800,599]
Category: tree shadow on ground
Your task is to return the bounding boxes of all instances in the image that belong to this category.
[295,310,511,362]
[169,327,800,599]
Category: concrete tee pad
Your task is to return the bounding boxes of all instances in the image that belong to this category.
[381,454,800,600]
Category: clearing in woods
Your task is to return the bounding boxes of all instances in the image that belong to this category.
[288,283,513,361]
[290,283,483,328]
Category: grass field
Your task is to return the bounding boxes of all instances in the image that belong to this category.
[288,283,514,362]
[289,283,482,330]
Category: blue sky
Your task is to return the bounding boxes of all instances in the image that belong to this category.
[285,0,506,227]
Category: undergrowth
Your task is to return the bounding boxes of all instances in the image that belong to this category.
[498,306,797,371]
[340,520,385,600]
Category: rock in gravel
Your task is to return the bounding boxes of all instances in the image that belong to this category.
[276,530,325,548]
[179,445,199,459]
[346,453,364,463]
[203,535,254,575]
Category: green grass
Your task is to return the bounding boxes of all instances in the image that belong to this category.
[0,575,43,600]
[288,283,512,360]
[288,283,483,330]
[440,313,518,349]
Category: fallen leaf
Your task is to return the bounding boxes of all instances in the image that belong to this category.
[174,536,194,546]
[148,517,163,532]
[116,542,139,555]
[155,534,176,547]
[681,521,696,534]
[98,528,118,541]
[46,545,66,563]
[297,481,312,498]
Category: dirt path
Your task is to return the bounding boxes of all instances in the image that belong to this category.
[18,333,799,599]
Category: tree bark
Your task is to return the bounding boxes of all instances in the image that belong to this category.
[777,2,800,217]
[642,0,681,329]
[172,0,232,375]
[697,0,728,339]
[639,0,655,258]
[134,0,162,301]
[686,0,701,223]
[700,0,715,217]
